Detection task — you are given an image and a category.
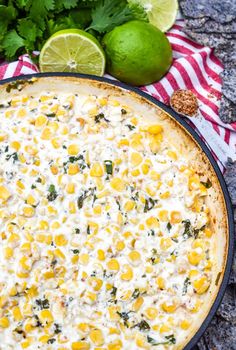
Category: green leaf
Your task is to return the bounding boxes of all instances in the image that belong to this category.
[2,30,24,59]
[0,4,18,22]
[28,0,55,29]
[87,0,134,33]
[128,2,148,21]
[63,0,78,9]
[17,19,37,41]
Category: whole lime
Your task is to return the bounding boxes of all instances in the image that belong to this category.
[102,20,172,86]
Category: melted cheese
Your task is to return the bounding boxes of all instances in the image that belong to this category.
[0,91,214,350]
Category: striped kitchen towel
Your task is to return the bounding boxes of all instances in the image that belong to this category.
[0,19,235,170]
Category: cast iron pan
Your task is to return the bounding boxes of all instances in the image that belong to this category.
[0,73,234,350]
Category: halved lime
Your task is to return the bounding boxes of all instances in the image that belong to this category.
[128,0,178,32]
[39,29,106,76]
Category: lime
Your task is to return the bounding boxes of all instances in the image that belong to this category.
[128,0,178,32]
[102,20,172,86]
[39,29,105,76]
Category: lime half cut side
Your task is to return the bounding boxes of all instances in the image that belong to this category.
[128,0,178,32]
[39,29,106,76]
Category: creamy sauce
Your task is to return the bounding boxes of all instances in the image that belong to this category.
[0,92,214,349]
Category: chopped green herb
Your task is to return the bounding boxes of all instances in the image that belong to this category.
[47,184,58,201]
[6,152,18,163]
[87,225,90,235]
[182,277,191,295]
[144,198,158,212]
[111,286,117,296]
[47,338,56,344]
[36,177,42,183]
[75,228,80,234]
[182,220,193,238]
[167,222,172,231]
[46,113,56,118]
[95,113,109,123]
[200,179,212,188]
[35,298,49,310]
[131,288,140,299]
[117,311,132,328]
[126,124,136,130]
[147,334,176,345]
[104,160,113,175]
[132,320,150,331]
[31,184,36,189]
[54,323,61,334]
[72,249,80,255]
[121,108,127,114]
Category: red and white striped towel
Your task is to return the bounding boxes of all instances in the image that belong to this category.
[0,19,235,170]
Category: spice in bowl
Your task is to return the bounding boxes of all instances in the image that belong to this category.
[170,89,199,117]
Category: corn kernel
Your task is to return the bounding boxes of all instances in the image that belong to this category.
[121,264,133,281]
[128,250,141,265]
[23,206,35,217]
[54,234,68,246]
[107,258,120,272]
[161,301,178,313]
[79,253,90,265]
[145,307,158,320]
[131,152,143,167]
[193,276,210,294]
[156,276,165,290]
[107,340,122,350]
[68,164,79,175]
[132,296,144,311]
[188,250,203,266]
[158,210,169,222]
[90,162,104,177]
[71,341,90,350]
[180,320,191,330]
[3,247,13,259]
[68,144,79,155]
[0,317,10,328]
[38,309,54,325]
[124,200,135,212]
[110,178,125,192]
[12,306,23,321]
[89,329,104,346]
[0,186,11,201]
[160,237,172,250]
[116,240,125,251]
[147,125,163,134]
[97,249,105,261]
[170,211,182,224]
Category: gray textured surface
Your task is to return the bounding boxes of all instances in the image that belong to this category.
[180,0,236,123]
[221,68,236,104]
[180,0,236,23]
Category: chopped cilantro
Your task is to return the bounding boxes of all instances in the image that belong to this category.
[110,286,117,296]
[147,334,176,345]
[104,160,113,175]
[35,298,49,310]
[47,184,58,201]
[132,320,150,331]
[200,179,212,188]
[167,222,172,231]
[126,124,136,130]
[131,288,140,299]
[144,198,158,212]
[94,113,109,123]
[182,277,191,295]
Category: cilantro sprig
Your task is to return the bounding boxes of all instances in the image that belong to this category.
[0,0,147,61]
